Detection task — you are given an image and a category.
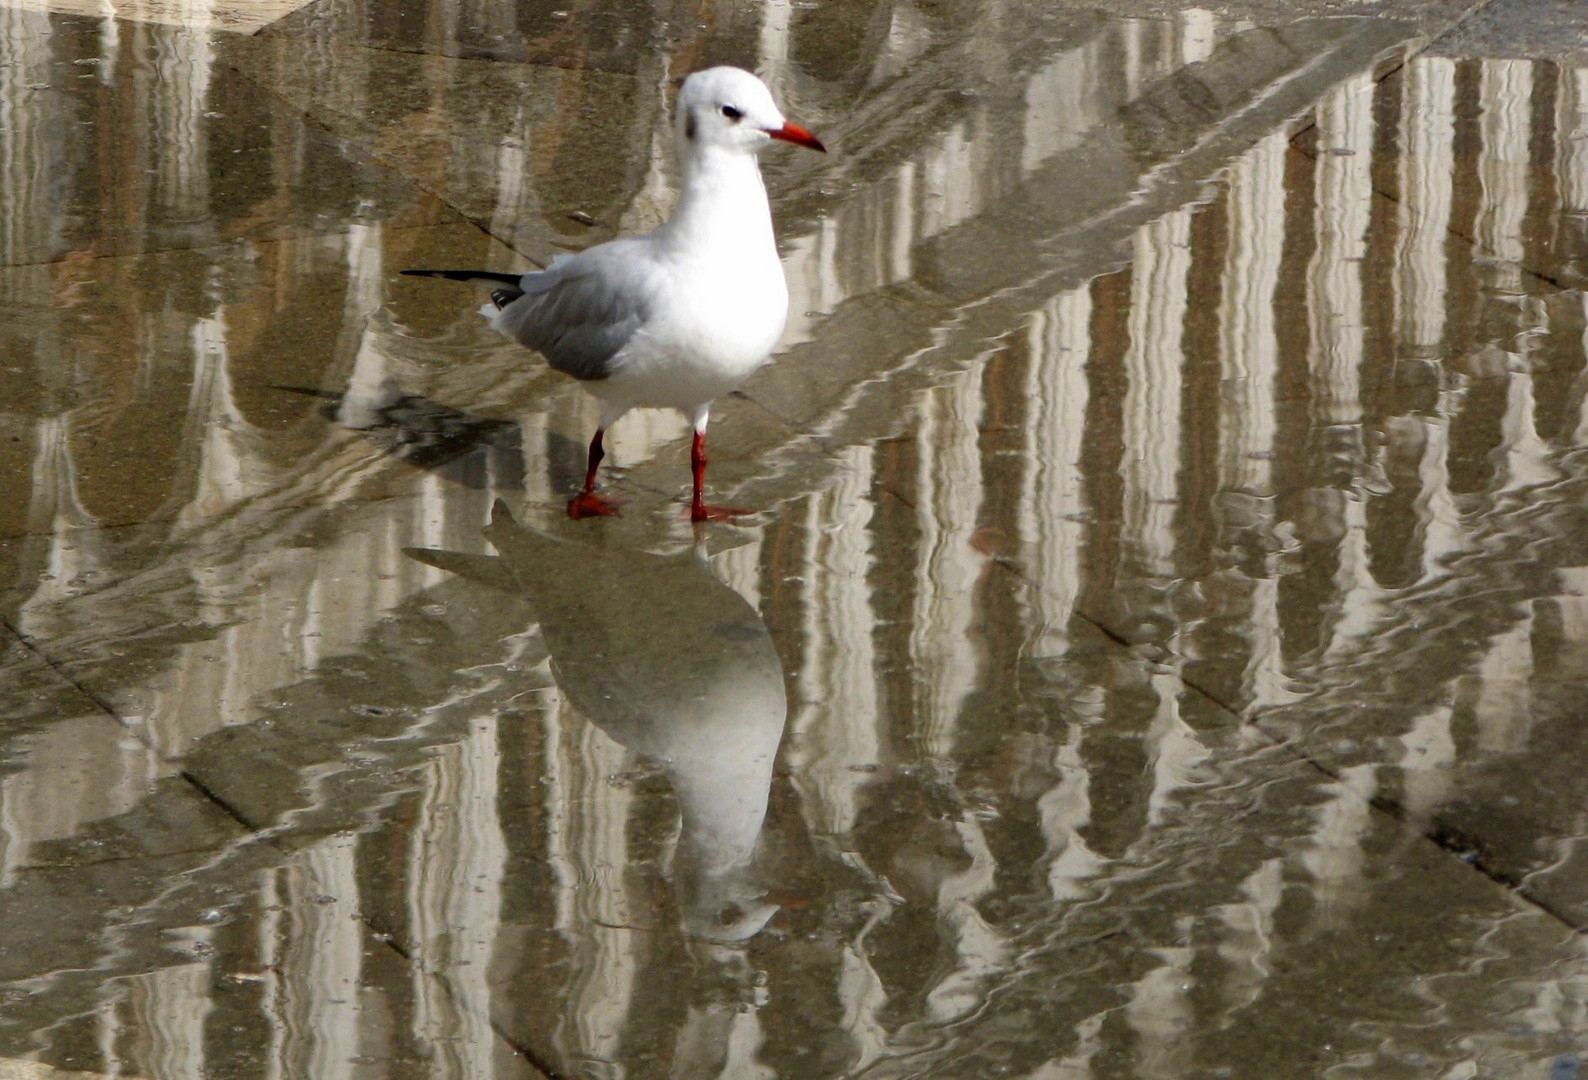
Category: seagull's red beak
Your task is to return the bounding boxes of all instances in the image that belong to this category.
[767,122,826,153]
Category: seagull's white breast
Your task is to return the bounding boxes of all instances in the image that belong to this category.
[601,241,788,411]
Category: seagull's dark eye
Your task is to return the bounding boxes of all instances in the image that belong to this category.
[720,105,744,122]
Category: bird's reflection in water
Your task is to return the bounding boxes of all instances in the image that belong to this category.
[278,379,526,490]
[407,501,787,942]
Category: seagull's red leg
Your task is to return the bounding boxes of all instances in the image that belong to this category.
[689,430,751,523]
[568,428,622,519]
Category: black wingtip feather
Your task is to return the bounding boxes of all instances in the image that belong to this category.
[401,269,526,287]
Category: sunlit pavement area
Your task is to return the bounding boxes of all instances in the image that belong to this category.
[10,0,1588,1075]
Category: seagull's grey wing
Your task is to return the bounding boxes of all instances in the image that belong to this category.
[490,246,659,382]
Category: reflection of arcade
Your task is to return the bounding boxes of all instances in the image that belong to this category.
[411,502,788,943]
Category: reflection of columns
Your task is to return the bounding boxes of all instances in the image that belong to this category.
[1141,14,1180,76]
[268,835,365,1080]
[1388,67,1470,589]
[1120,18,1144,102]
[1320,493,1384,661]
[409,717,506,1077]
[1301,764,1374,928]
[1213,857,1282,1022]
[518,412,559,506]
[1029,1012,1105,1079]
[1398,705,1456,821]
[1470,617,1534,754]
[600,401,691,475]
[341,222,391,407]
[1560,568,1588,657]
[126,961,214,1080]
[921,817,1007,1025]
[1395,58,1455,358]
[1038,721,1107,901]
[0,8,60,265]
[1308,76,1372,433]
[1559,69,1588,215]
[1144,670,1205,827]
[1472,62,1551,492]
[19,416,101,633]
[1221,131,1287,498]
[920,114,991,242]
[788,448,881,839]
[1121,209,1190,578]
[712,532,765,611]
[1125,939,1194,1080]
[1558,68,1588,290]
[1020,36,1105,176]
[1390,68,1464,592]
[1019,288,1091,659]
[154,0,214,221]
[1177,8,1216,66]
[551,712,639,1068]
[1221,133,1288,705]
[488,105,532,255]
[1477,60,1533,292]
[537,690,577,935]
[758,0,792,97]
[1308,79,1385,658]
[1414,411,1463,581]
[180,312,272,524]
[910,366,987,758]
[1577,294,1588,444]
[1498,365,1553,491]
[615,78,675,237]
[835,904,891,1074]
[783,157,915,342]
[0,715,157,885]
[1242,573,1287,709]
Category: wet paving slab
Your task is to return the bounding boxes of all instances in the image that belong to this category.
[6,0,1588,1077]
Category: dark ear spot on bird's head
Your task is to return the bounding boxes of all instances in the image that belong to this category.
[685,110,697,142]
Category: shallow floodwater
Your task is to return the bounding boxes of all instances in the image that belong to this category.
[4,1,1588,1078]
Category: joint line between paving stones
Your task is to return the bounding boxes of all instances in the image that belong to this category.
[1173,654,1587,932]
[177,769,264,834]
[351,905,566,1078]
[1260,721,1587,933]
[1059,607,1587,934]
[0,618,276,840]
[1,617,137,731]
[487,1018,567,1080]
[1202,680,1587,931]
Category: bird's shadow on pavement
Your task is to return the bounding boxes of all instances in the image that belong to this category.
[272,380,528,492]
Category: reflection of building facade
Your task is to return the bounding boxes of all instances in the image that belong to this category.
[4,0,1588,1074]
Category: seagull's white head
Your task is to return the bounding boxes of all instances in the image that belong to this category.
[675,66,825,161]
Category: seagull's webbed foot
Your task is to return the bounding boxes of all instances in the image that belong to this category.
[568,492,623,519]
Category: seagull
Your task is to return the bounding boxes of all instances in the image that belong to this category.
[403,66,825,522]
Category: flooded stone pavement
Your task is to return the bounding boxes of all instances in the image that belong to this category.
[7,0,1588,1075]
